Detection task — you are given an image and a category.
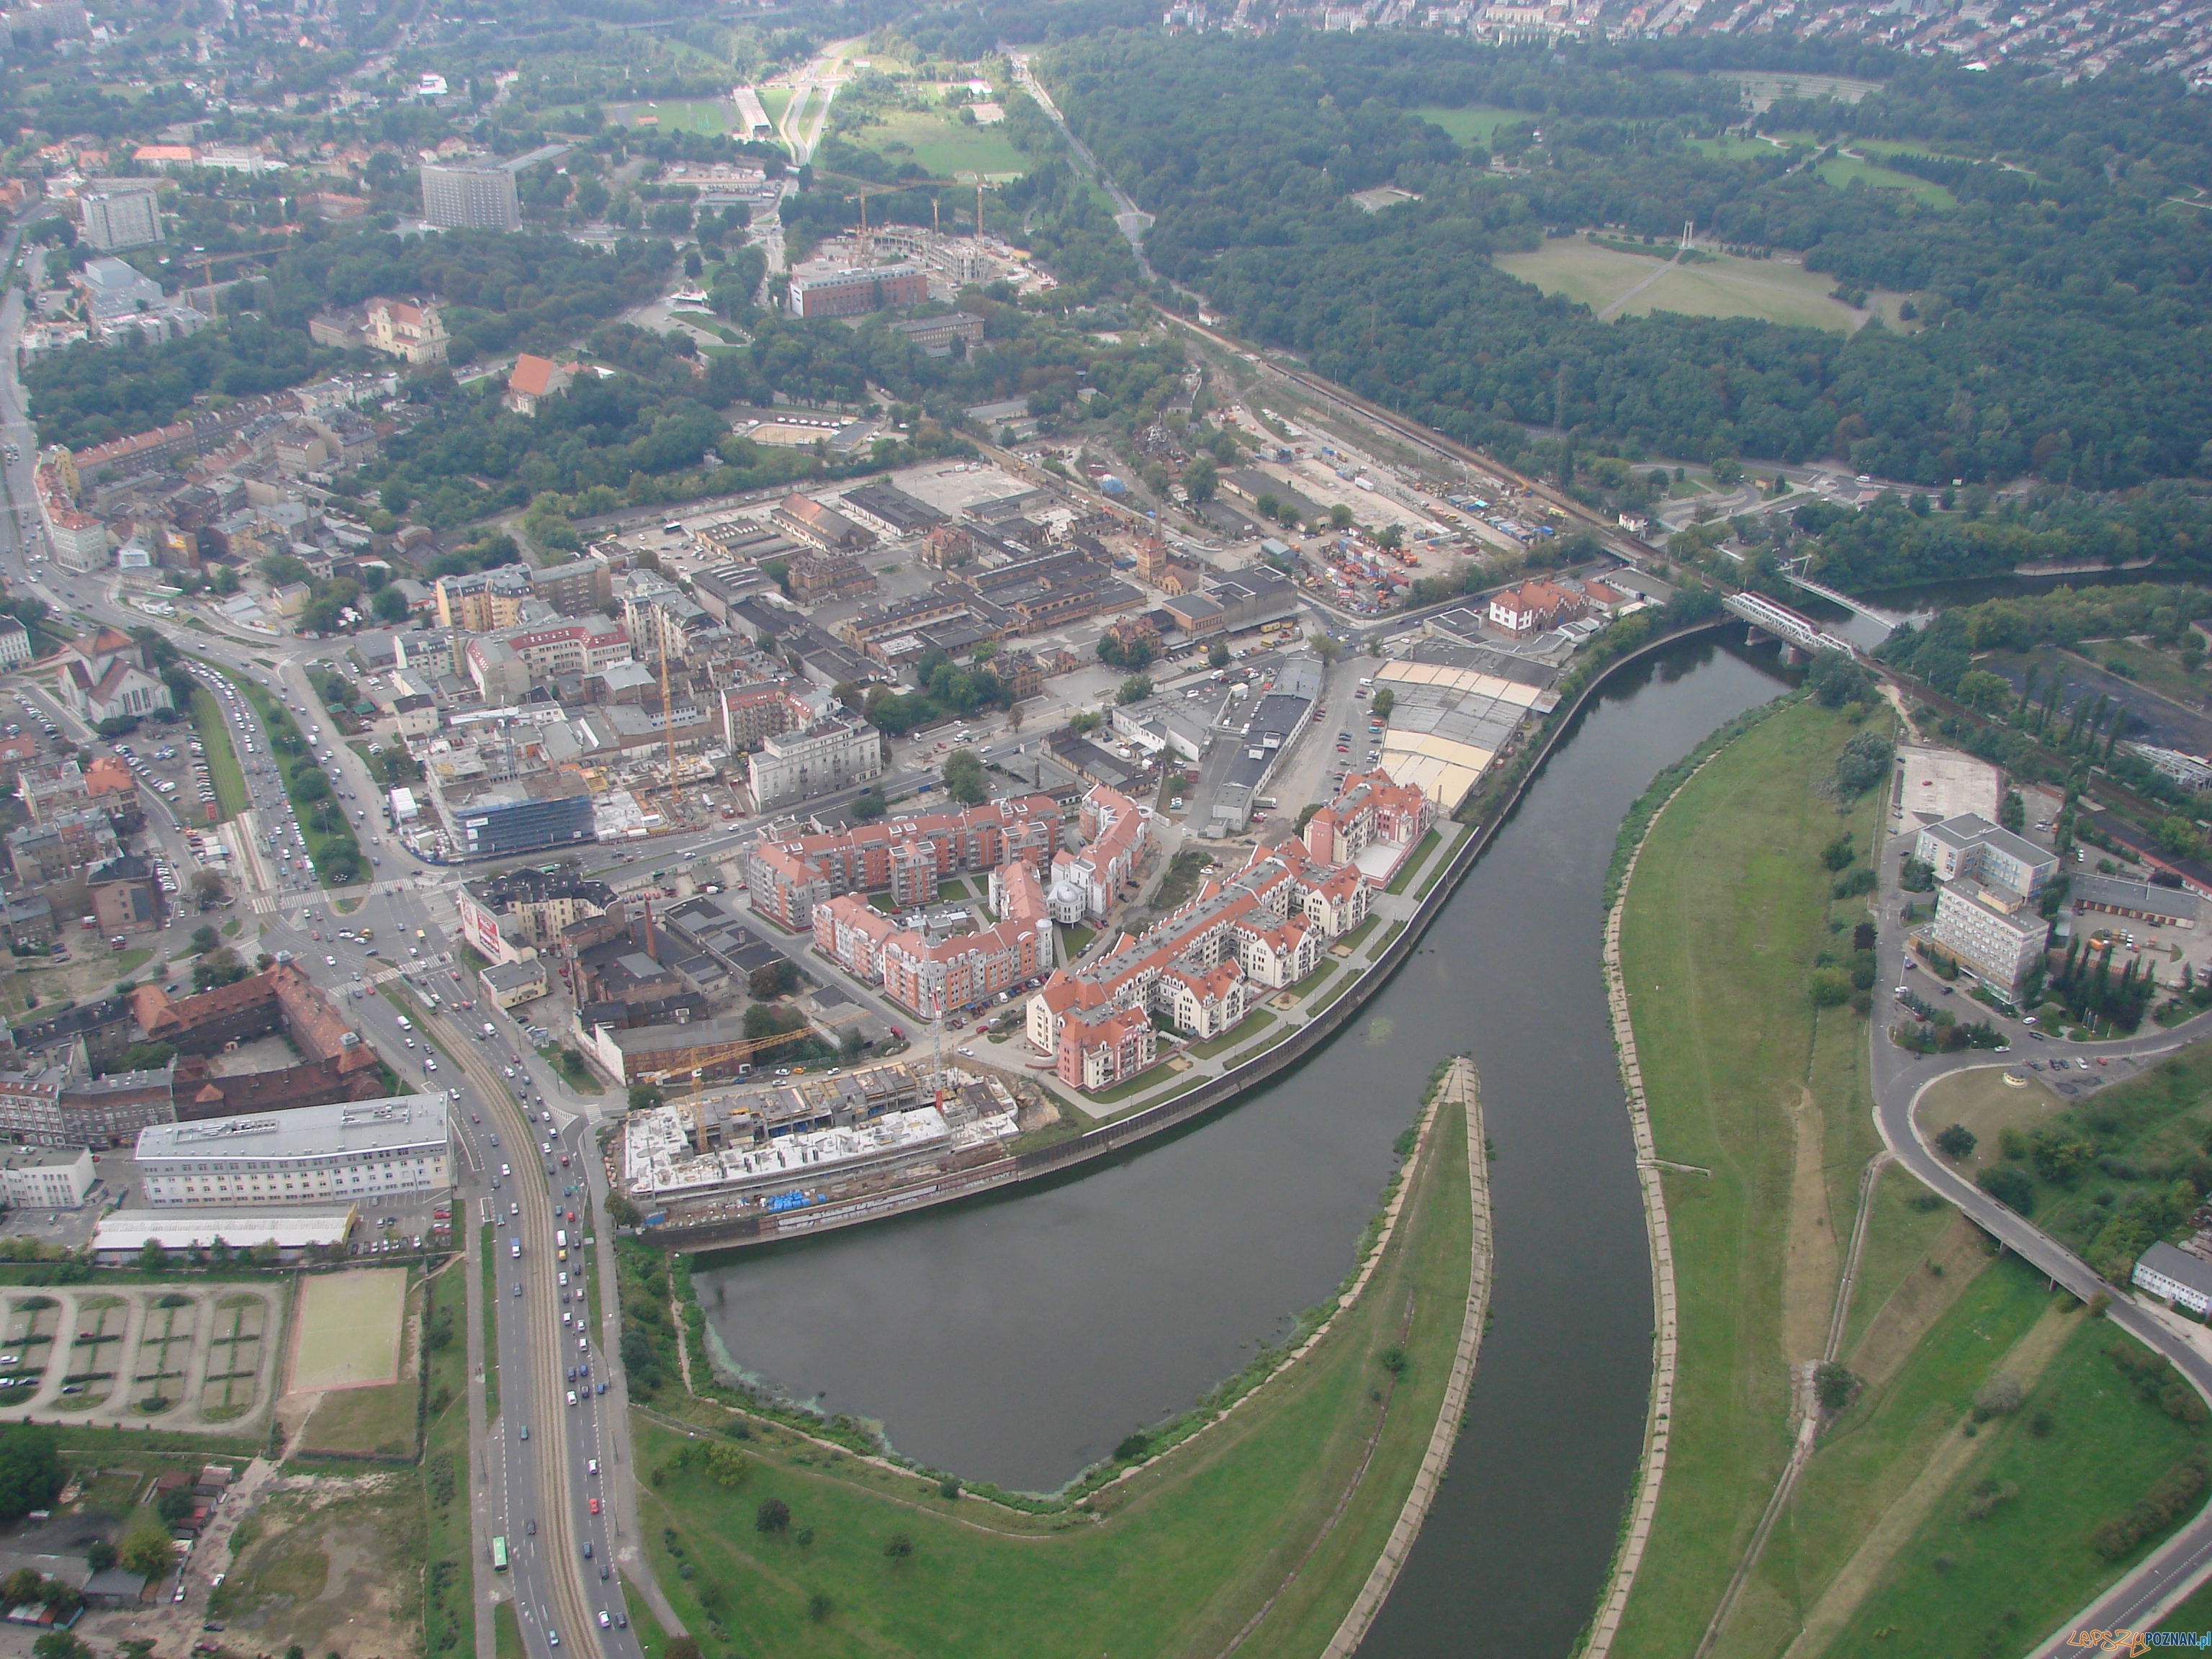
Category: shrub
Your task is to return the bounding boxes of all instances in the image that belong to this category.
[1964,1478,2020,1521]
[2091,1455,2209,1559]
[1814,1362,1856,1411]
[756,1497,790,1534]
[809,1592,833,1623]
[1972,1375,2026,1420]
[883,1532,913,1560]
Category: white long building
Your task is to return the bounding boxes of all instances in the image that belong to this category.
[134,1094,450,1207]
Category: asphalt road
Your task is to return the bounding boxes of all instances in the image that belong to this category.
[1867,827,2212,1651]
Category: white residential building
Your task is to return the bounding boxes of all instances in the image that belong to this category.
[0,1146,94,1209]
[1929,879,2049,997]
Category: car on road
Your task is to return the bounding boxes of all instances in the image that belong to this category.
[597,1613,610,1629]
[587,1459,598,1475]
[589,1497,601,1514]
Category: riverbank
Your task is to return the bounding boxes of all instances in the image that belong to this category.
[650,619,1736,1259]
[626,1061,1487,1655]
[1594,698,1890,1658]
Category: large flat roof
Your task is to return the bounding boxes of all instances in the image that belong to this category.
[1923,813,2054,869]
[135,1094,448,1163]
[93,1209,355,1251]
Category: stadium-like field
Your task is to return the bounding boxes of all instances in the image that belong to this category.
[289,1269,407,1391]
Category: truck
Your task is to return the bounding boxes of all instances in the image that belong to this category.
[482,1022,496,1038]
[395,1015,413,1032]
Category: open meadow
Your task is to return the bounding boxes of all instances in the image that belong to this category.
[844,107,1027,179]
[1493,240,1913,332]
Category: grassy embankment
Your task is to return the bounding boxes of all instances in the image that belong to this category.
[1609,697,2212,1658]
[626,1079,1474,1656]
[1740,1252,2207,1659]
[188,688,251,819]
[1609,700,1888,1655]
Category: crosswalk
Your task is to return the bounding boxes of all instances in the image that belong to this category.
[246,873,443,914]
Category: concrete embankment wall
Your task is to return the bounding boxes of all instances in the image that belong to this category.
[654,619,1735,1256]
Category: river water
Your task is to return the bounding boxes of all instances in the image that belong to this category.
[693,635,1795,1656]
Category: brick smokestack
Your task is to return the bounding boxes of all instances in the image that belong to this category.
[644,898,655,961]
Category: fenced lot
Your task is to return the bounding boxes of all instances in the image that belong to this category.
[289,1269,407,1391]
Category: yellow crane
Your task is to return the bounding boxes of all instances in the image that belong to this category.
[811,171,994,266]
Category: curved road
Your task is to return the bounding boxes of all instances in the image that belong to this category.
[1867,826,2212,1651]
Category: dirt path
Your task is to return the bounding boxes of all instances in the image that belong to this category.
[1782,1087,1840,1365]
[1781,1304,2080,1658]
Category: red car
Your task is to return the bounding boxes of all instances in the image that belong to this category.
[588,1498,601,1515]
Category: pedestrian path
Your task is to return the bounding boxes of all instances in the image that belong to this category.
[247,873,441,914]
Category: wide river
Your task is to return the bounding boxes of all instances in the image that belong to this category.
[695,635,1794,1656]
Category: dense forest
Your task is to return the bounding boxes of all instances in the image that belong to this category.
[1043,33,2212,488]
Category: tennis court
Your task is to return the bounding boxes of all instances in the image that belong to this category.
[289,1269,407,1390]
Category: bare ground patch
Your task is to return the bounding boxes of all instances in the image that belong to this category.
[210,1475,423,1659]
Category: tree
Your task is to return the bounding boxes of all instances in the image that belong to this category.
[1935,1124,1977,1159]
[3,1569,41,1606]
[756,1497,791,1534]
[851,788,887,822]
[1309,631,1341,664]
[1808,967,1853,1007]
[83,1543,114,1574]
[1207,639,1232,670]
[1977,1164,2035,1213]
[605,1194,640,1228]
[665,1639,701,1659]
[883,1532,913,1560]
[138,1239,169,1273]
[626,1084,665,1112]
[189,925,218,954]
[943,749,987,806]
[1115,675,1152,706]
[155,1487,194,1526]
[1375,523,1405,552]
[1372,686,1394,719]
[1328,503,1354,531]
[118,1524,175,1579]
[32,1633,89,1659]
[748,961,800,1000]
[1813,1362,1856,1411]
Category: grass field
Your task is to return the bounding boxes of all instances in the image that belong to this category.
[846,107,1027,178]
[292,1268,408,1390]
[1609,700,1887,1658]
[1809,1274,2206,1658]
[631,1084,1475,1655]
[758,86,794,129]
[1815,151,1956,209]
[1922,1043,2212,1284]
[214,1473,426,1653]
[298,1377,417,1457]
[1493,240,1912,332]
[189,688,250,819]
[1408,103,1525,146]
[606,98,729,135]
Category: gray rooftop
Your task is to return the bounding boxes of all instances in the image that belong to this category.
[2069,873,2200,918]
[1924,813,2054,868]
[135,1094,448,1163]
[2139,1241,2212,1299]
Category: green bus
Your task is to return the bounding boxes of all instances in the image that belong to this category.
[490,1537,508,1573]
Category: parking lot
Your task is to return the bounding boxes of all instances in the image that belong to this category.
[0,1282,284,1430]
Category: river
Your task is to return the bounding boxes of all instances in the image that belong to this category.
[692,634,1796,1657]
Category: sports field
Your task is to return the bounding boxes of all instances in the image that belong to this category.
[1493,240,1914,333]
[846,107,1026,179]
[291,1269,406,1390]
[603,98,729,135]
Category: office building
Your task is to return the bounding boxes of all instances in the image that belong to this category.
[1929,879,2049,998]
[1915,814,2059,896]
[786,262,928,319]
[420,160,521,231]
[78,185,161,252]
[135,1094,450,1205]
